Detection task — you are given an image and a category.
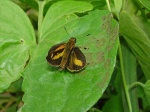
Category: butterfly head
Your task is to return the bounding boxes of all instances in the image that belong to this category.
[69,37,76,43]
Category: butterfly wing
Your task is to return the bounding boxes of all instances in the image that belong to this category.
[67,47,86,72]
[46,43,66,66]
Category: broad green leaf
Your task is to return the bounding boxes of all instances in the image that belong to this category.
[102,95,123,112]
[139,0,150,11]
[0,1,35,93]
[120,11,150,79]
[22,1,119,112]
[40,1,93,41]
[144,80,150,104]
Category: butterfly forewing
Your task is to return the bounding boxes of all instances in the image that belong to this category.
[46,43,66,66]
[67,47,86,72]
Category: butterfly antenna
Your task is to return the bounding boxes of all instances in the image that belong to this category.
[64,27,71,38]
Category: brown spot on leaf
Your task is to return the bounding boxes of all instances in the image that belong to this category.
[104,59,111,69]
[106,44,113,52]
[99,71,110,88]
[88,62,97,66]
[97,52,105,63]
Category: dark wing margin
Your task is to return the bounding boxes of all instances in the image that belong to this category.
[46,43,66,66]
[67,47,86,72]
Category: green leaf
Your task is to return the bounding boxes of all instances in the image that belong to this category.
[40,1,93,41]
[119,11,150,79]
[144,80,150,104]
[0,1,36,93]
[22,1,119,112]
[89,107,102,112]
[121,42,139,112]
[7,78,23,93]
[114,0,122,12]
[139,0,150,11]
[19,0,38,10]
[113,0,122,18]
[102,95,123,112]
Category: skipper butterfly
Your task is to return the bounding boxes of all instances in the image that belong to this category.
[46,37,86,72]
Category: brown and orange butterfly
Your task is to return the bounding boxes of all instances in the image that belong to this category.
[46,37,86,72]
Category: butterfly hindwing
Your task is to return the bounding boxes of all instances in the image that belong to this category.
[46,43,66,66]
[67,47,86,72]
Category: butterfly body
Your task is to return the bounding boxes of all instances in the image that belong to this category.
[59,37,76,70]
[46,37,86,72]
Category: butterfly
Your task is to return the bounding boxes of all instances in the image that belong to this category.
[46,37,86,72]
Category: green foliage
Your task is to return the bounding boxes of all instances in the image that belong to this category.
[22,1,118,112]
[120,11,150,79]
[139,0,150,11]
[0,0,150,112]
[144,80,150,103]
[0,1,36,93]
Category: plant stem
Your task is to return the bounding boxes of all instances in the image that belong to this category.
[37,1,45,44]
[106,0,111,12]
[118,40,132,112]
[129,82,145,90]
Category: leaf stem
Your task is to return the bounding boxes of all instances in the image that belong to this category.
[118,40,132,112]
[129,82,145,90]
[106,0,111,12]
[37,1,45,43]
